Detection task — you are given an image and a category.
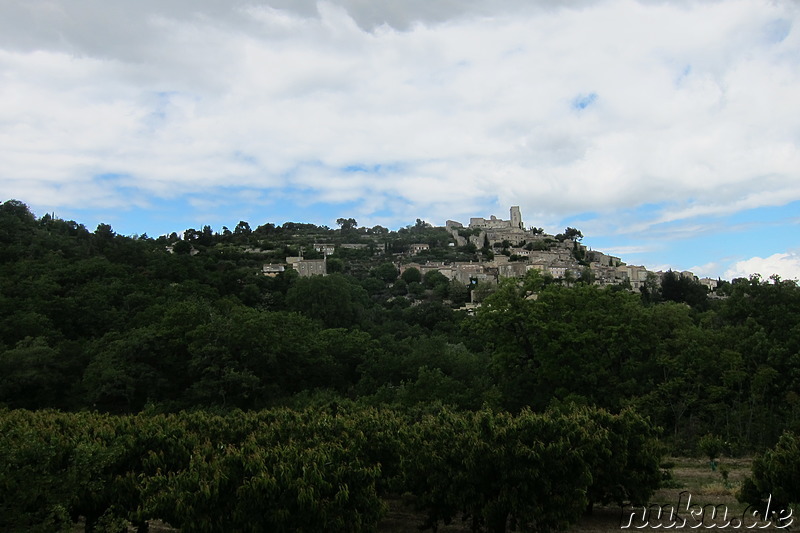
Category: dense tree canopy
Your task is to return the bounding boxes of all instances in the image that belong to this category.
[1,198,799,451]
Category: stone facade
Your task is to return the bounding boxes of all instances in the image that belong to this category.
[420,206,717,297]
[410,243,430,254]
[699,277,718,290]
[262,264,285,277]
[286,256,327,277]
[468,206,524,230]
[313,243,336,256]
[461,206,529,248]
[621,265,650,290]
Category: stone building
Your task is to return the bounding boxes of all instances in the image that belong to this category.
[465,206,529,248]
[621,265,650,290]
[410,243,430,254]
[498,262,527,278]
[699,278,718,290]
[286,256,327,277]
[469,206,524,230]
[313,243,336,256]
[262,264,285,277]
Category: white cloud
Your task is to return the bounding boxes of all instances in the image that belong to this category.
[599,245,658,256]
[725,251,800,281]
[688,261,727,279]
[0,0,799,238]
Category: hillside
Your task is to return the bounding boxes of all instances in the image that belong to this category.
[3,198,800,531]
[2,197,798,441]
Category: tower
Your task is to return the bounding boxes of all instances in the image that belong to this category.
[510,206,523,229]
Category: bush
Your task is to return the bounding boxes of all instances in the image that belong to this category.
[698,433,725,462]
[738,431,800,514]
[0,405,663,533]
[397,405,660,532]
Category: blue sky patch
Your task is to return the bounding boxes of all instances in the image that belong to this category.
[765,18,791,44]
[342,163,404,174]
[572,92,598,110]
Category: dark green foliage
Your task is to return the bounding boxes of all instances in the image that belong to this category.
[0,408,391,532]
[554,227,582,242]
[580,407,663,509]
[285,273,369,328]
[423,268,449,289]
[398,405,662,533]
[0,406,662,533]
[400,266,422,284]
[407,280,424,297]
[698,433,725,463]
[472,276,653,412]
[372,262,399,283]
[390,278,408,296]
[660,270,709,309]
[144,431,383,533]
[0,200,38,263]
[0,337,70,409]
[525,240,551,251]
[358,338,495,410]
[336,217,358,231]
[360,275,386,295]
[739,431,800,511]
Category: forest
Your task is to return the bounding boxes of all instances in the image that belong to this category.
[1,198,799,532]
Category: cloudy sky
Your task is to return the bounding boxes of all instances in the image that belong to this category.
[1,0,799,280]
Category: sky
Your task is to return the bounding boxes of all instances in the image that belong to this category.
[1,0,799,281]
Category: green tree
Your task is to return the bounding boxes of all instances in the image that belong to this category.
[471,280,654,412]
[336,217,358,231]
[400,267,422,284]
[390,278,408,296]
[82,326,176,412]
[93,223,116,242]
[233,220,251,236]
[400,408,599,533]
[0,200,38,262]
[423,269,449,289]
[698,433,725,469]
[0,337,68,409]
[448,280,470,307]
[739,431,800,515]
[326,257,344,274]
[285,274,368,329]
[407,281,425,297]
[661,270,708,309]
[172,240,192,255]
[372,262,399,283]
[578,266,596,284]
[556,227,583,241]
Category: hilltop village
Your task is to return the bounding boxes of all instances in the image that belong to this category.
[271,206,719,302]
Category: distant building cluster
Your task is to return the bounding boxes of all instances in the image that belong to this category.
[439,206,718,292]
[258,206,720,291]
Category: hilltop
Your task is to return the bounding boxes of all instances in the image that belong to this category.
[154,204,720,305]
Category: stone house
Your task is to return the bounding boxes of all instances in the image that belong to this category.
[410,243,430,254]
[286,256,327,277]
[262,264,285,277]
[313,243,336,256]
